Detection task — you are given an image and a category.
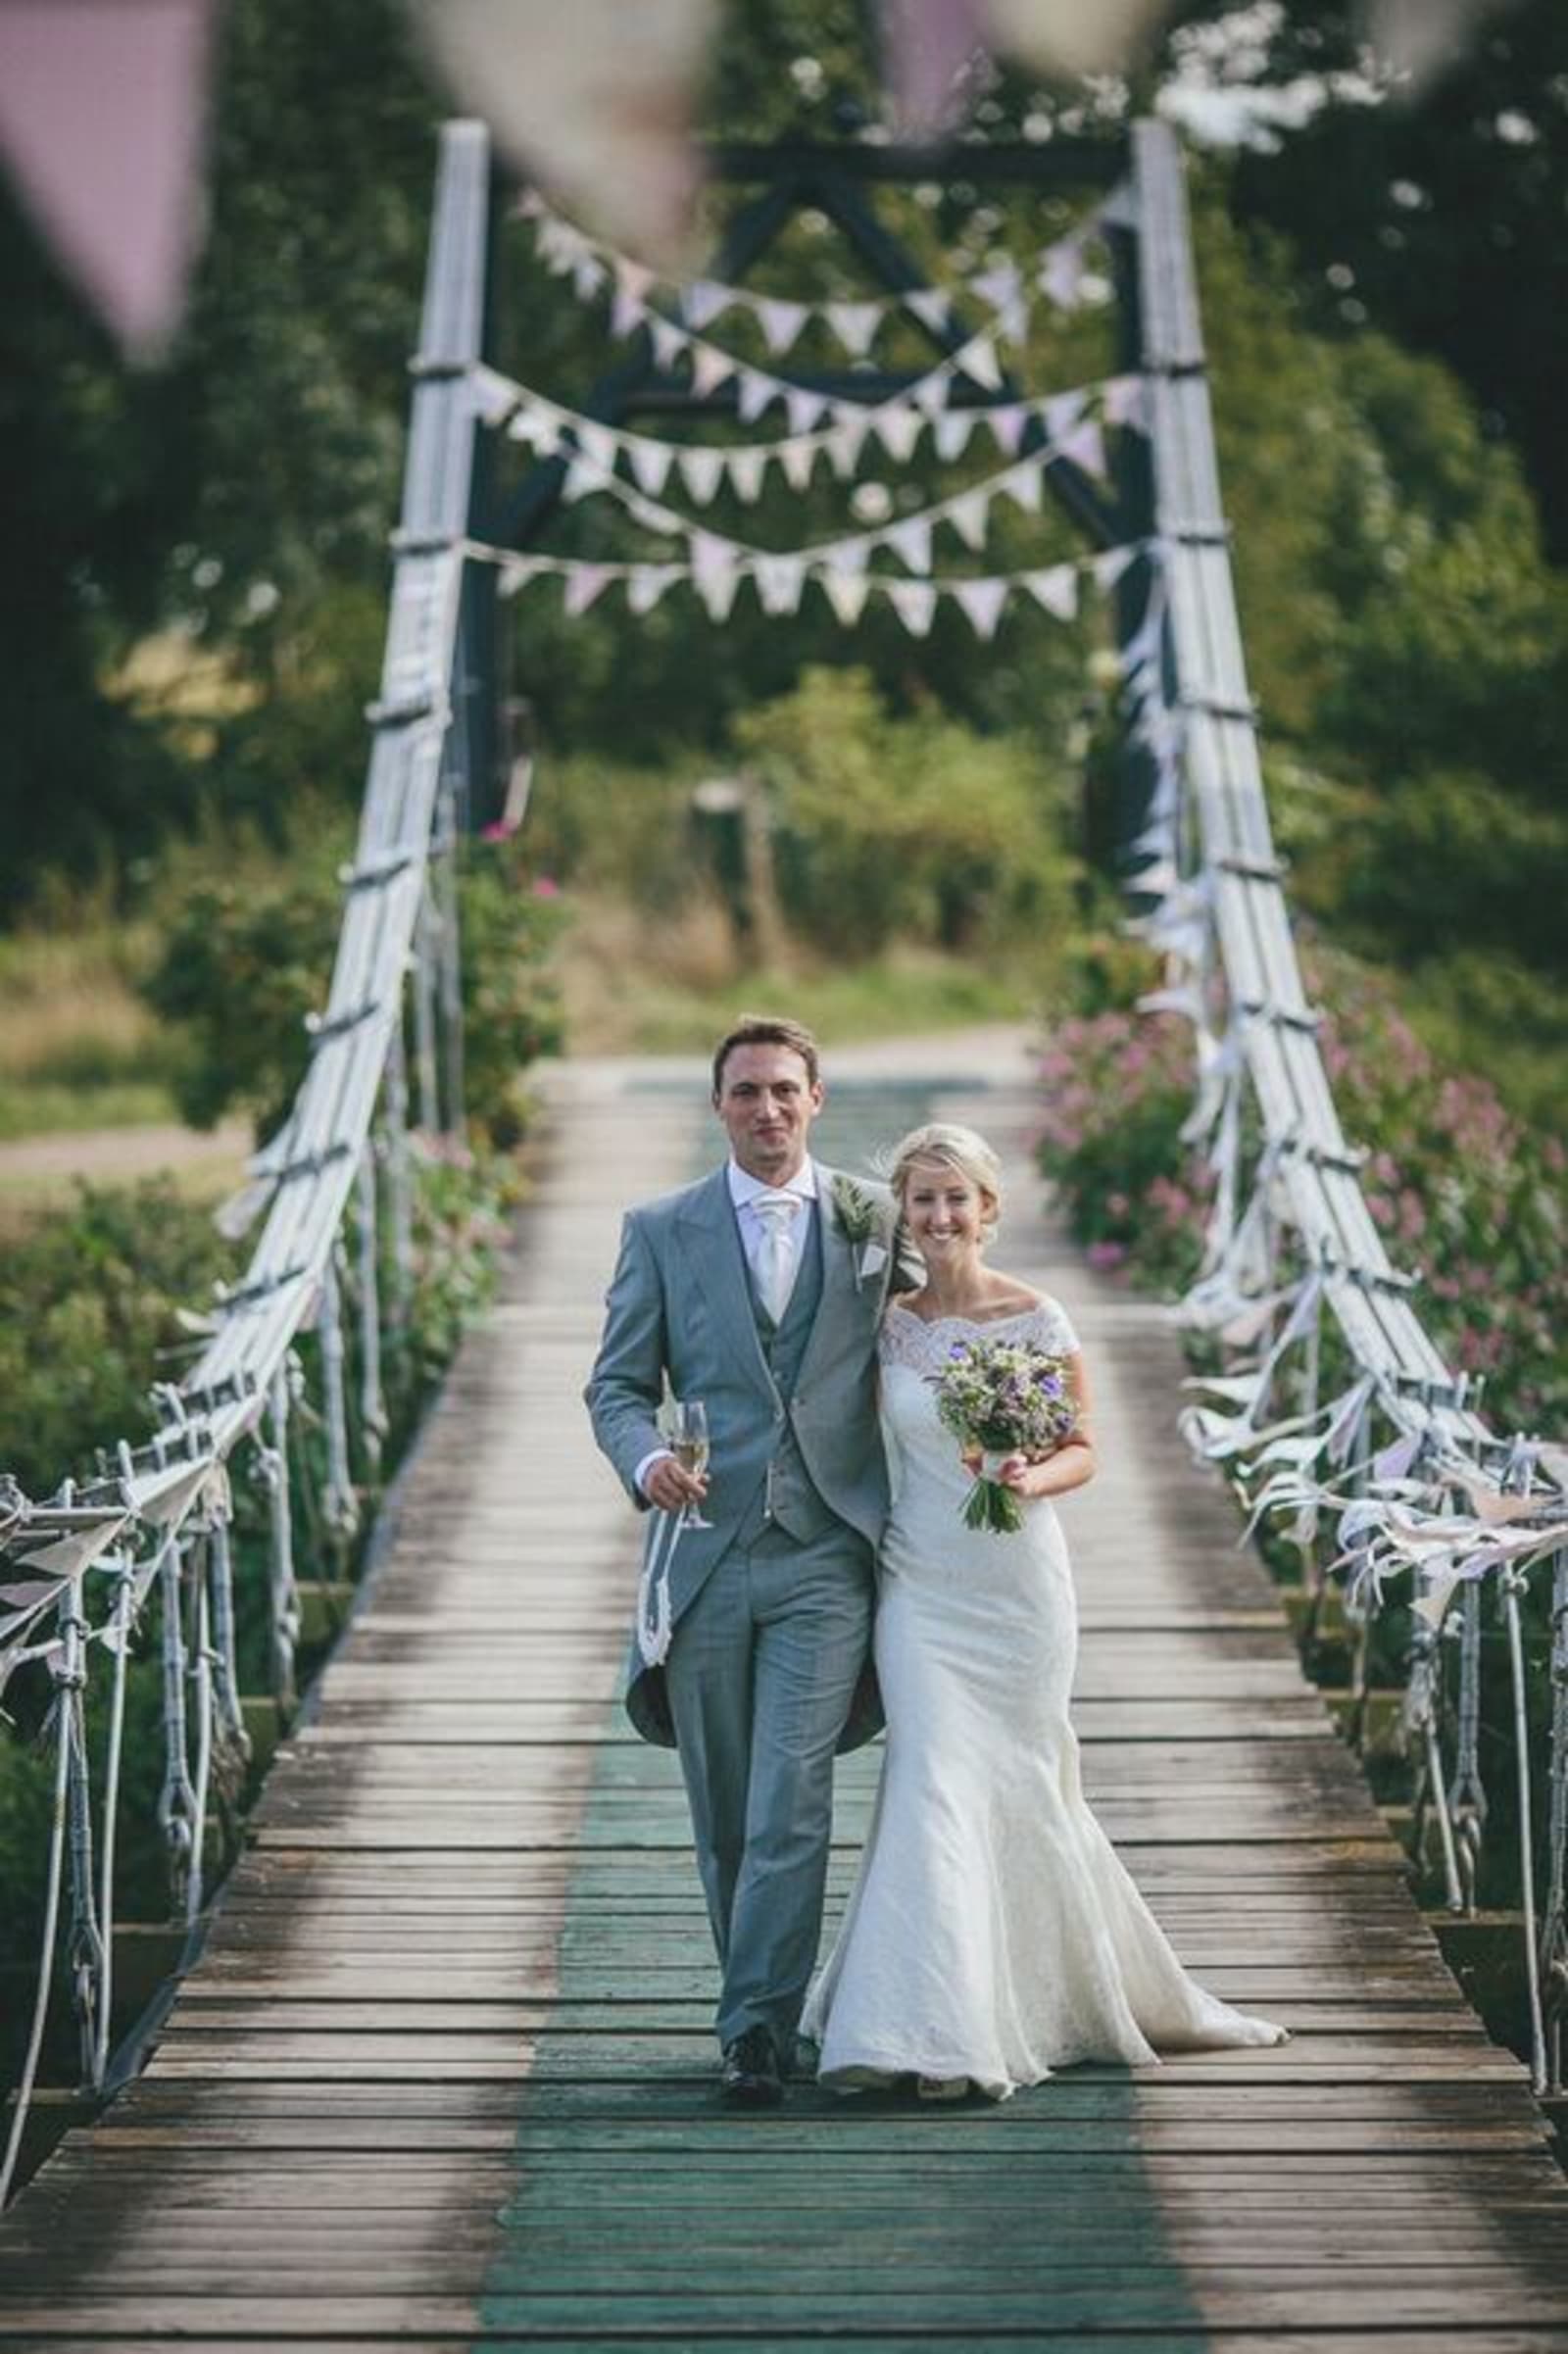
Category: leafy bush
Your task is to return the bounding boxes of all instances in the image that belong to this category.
[734,666,1081,959]
[0,1182,239,1496]
[141,835,566,1148]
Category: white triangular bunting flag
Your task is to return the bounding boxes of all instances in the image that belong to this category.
[1023,564,1079,620]
[911,373,952,417]
[1043,388,1090,441]
[626,438,674,497]
[825,301,882,358]
[998,298,1031,348]
[784,387,827,436]
[695,566,741,622]
[691,344,736,398]
[933,411,977,462]
[681,281,732,332]
[824,538,870,576]
[563,564,614,616]
[617,258,656,305]
[691,529,737,584]
[735,369,775,424]
[560,459,597,505]
[884,515,933,574]
[818,568,870,625]
[572,257,607,302]
[506,402,557,453]
[961,336,1004,392]
[498,557,546,599]
[725,448,767,502]
[625,566,680,615]
[650,319,685,370]
[1062,417,1107,479]
[757,297,809,355]
[611,285,649,338]
[1102,372,1148,429]
[872,407,922,463]
[575,422,616,474]
[468,367,519,428]
[884,579,938,637]
[780,439,818,493]
[971,262,1023,313]
[677,446,727,503]
[1042,237,1087,309]
[1001,461,1045,515]
[986,404,1028,457]
[825,418,869,477]
[1094,546,1138,591]
[953,578,1009,640]
[947,489,992,553]
[753,555,807,615]
[904,288,953,336]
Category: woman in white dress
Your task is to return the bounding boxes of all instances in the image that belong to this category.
[803,1122,1288,2102]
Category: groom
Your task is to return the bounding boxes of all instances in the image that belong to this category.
[585,1014,904,2105]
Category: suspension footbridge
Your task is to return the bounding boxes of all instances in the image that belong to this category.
[3,1041,1565,2346]
[3,115,1567,2345]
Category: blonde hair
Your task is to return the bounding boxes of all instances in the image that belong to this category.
[886,1122,1003,1240]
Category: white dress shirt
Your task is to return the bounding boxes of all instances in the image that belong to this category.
[726,1156,818,1302]
[634,1159,820,1499]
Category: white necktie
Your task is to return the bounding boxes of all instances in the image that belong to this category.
[752,1192,801,1323]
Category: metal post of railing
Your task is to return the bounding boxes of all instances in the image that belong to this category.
[318,1253,358,1537]
[263,1368,300,1714]
[91,1557,136,2088]
[414,887,441,1134]
[435,776,466,1142]
[357,1145,387,1463]
[0,1605,74,2209]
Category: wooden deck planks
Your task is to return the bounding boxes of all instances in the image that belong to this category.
[2,1036,1566,2348]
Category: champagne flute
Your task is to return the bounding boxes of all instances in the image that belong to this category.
[669,1398,712,1529]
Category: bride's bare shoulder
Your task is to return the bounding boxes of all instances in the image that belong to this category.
[984,1274,1048,1319]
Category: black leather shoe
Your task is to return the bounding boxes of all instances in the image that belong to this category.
[720,2026,785,2107]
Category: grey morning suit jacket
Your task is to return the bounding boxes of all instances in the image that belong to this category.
[584,1160,903,1750]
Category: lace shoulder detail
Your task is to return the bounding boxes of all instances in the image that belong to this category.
[879,1297,1081,1373]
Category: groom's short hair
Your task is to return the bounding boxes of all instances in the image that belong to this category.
[711,1013,821,1098]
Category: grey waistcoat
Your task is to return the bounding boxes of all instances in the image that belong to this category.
[735,1205,834,1544]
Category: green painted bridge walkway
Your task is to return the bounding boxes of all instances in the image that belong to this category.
[3,1032,1567,2352]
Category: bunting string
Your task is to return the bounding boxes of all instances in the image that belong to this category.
[514,185,1116,363]
[469,360,1147,505]
[486,242,1111,438]
[472,531,1143,638]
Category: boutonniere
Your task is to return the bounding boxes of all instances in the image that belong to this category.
[830,1175,889,1286]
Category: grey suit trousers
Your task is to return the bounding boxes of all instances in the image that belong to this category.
[662,1517,875,2059]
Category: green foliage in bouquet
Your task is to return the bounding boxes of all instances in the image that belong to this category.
[933,1338,1079,1536]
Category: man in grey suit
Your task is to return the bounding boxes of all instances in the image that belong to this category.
[585,1014,904,2105]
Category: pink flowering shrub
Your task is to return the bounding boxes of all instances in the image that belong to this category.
[1038,953,1566,1436]
[1035,1011,1214,1296]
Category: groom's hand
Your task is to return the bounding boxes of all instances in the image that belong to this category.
[642,1453,710,1515]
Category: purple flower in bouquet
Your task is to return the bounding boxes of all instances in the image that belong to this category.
[931,1337,1078,1535]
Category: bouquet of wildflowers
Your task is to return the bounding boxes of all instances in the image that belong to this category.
[932,1338,1078,1534]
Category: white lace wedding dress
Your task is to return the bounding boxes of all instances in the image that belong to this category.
[802,1299,1289,2100]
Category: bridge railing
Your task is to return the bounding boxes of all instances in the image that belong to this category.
[0,121,493,2204]
[1122,120,1568,2093]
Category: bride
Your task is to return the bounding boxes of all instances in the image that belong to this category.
[803,1121,1288,2101]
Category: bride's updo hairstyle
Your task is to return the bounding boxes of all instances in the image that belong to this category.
[886,1122,1003,1247]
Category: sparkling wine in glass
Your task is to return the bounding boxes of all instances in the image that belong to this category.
[670,1399,712,1528]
